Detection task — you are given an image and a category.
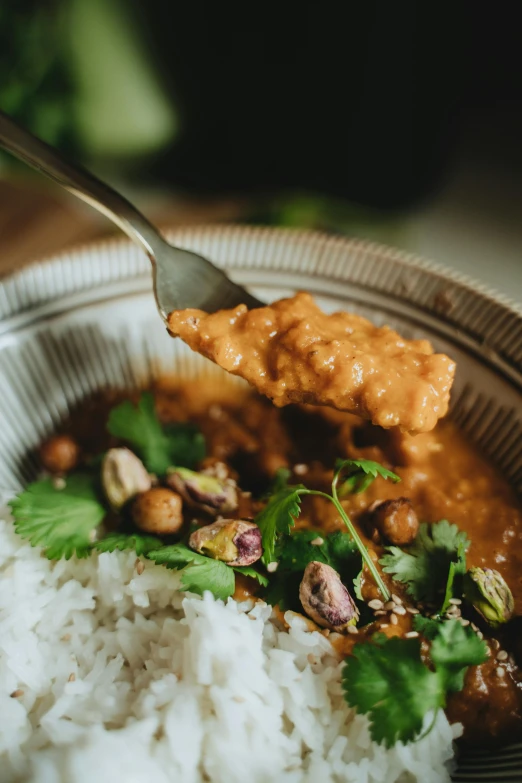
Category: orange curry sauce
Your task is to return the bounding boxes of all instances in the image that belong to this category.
[63,379,522,748]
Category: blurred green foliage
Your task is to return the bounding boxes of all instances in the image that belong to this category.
[0,1,75,150]
[0,0,176,166]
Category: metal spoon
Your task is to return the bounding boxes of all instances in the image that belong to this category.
[0,110,263,320]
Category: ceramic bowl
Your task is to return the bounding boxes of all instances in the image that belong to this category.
[0,226,521,780]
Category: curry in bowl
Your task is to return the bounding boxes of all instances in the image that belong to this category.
[7,295,521,763]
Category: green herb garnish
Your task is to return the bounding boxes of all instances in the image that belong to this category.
[342,619,488,747]
[147,543,235,599]
[95,532,162,556]
[147,543,268,599]
[9,474,105,560]
[336,458,401,496]
[379,520,469,607]
[107,392,205,474]
[256,459,399,600]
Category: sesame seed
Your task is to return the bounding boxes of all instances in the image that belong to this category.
[509,654,516,666]
[384,601,397,612]
[497,650,508,662]
[267,562,278,573]
[136,560,145,575]
[233,695,245,703]
[293,463,309,476]
[10,689,24,698]
[471,623,479,632]
[380,624,389,629]
[459,618,470,627]
[391,594,403,606]
[476,631,484,640]
[310,537,324,546]
[68,673,76,682]
[241,491,252,498]
[496,667,506,678]
[390,613,398,625]
[52,476,66,490]
[449,598,462,605]
[394,605,407,616]
[373,610,386,616]
[406,606,419,614]
[347,625,359,635]
[368,599,384,611]
[405,631,419,639]
[445,609,461,619]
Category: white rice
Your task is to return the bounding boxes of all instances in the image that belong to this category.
[0,505,461,783]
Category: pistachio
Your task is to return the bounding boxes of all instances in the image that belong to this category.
[166,467,238,516]
[188,519,262,566]
[101,448,151,510]
[299,561,359,632]
[463,567,514,628]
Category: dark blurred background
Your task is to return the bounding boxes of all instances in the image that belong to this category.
[1,0,522,297]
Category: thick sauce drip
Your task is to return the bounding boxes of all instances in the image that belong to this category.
[167,293,456,433]
[62,380,522,748]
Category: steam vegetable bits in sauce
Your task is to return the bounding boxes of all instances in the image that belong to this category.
[167,293,456,433]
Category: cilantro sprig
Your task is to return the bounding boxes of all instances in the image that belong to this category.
[107,392,205,474]
[379,520,469,609]
[255,459,400,600]
[9,474,105,560]
[343,619,488,747]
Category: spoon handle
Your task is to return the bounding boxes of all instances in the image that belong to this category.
[0,109,163,260]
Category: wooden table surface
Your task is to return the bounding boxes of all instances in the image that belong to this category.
[0,177,250,279]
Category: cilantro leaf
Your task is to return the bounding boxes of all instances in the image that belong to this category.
[95,532,161,556]
[9,474,105,560]
[412,614,442,640]
[342,636,442,747]
[179,559,235,600]
[430,619,488,692]
[379,520,470,603]
[147,543,235,600]
[233,566,269,587]
[335,458,400,496]
[162,421,206,470]
[275,529,332,571]
[107,392,205,474]
[343,613,489,747]
[255,485,306,565]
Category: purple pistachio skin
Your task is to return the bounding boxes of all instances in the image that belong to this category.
[189,519,262,566]
[166,467,238,516]
[299,561,359,631]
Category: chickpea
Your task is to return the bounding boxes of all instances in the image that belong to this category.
[371,497,419,546]
[132,488,184,535]
[39,435,80,474]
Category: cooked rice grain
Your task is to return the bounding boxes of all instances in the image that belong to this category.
[0,509,460,782]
